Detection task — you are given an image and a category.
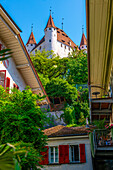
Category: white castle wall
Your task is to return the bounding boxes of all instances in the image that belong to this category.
[26,43,36,54]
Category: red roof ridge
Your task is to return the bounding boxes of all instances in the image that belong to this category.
[26,31,36,45]
[80,33,87,46]
[45,14,56,29]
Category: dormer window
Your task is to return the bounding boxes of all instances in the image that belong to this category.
[49,39,51,42]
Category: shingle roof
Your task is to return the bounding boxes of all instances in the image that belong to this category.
[45,14,56,29]
[43,125,93,137]
[80,33,87,46]
[26,31,36,45]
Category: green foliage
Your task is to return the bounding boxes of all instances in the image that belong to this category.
[45,78,78,104]
[67,51,88,85]
[30,49,69,80]
[79,88,89,103]
[63,106,77,124]
[0,86,49,169]
[92,119,106,129]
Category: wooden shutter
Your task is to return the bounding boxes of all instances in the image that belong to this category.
[59,145,69,164]
[0,44,2,51]
[39,146,49,165]
[6,77,10,92]
[79,144,86,163]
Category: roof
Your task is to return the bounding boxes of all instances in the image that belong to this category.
[0,4,50,105]
[45,14,56,29]
[86,0,113,96]
[26,31,36,45]
[80,33,87,46]
[43,125,93,137]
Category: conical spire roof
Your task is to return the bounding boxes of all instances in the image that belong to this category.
[26,31,36,45]
[80,33,87,46]
[45,14,56,29]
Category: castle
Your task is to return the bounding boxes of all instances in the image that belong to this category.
[26,13,87,58]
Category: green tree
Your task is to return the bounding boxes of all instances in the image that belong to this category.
[0,86,49,169]
[30,49,69,80]
[67,50,88,85]
[45,78,78,105]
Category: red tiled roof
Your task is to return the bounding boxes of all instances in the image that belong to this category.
[80,33,87,46]
[56,27,77,49]
[45,14,56,29]
[44,125,92,137]
[26,31,36,45]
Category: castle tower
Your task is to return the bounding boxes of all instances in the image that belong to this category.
[26,26,36,54]
[80,32,87,51]
[44,14,57,55]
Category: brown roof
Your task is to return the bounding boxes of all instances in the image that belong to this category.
[56,27,77,49]
[44,125,92,137]
[80,33,87,46]
[45,14,56,29]
[26,31,36,45]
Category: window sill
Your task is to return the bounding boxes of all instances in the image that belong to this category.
[48,163,59,165]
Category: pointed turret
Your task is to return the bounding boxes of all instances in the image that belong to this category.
[26,31,36,45]
[45,14,56,30]
[80,33,87,46]
[26,27,36,54]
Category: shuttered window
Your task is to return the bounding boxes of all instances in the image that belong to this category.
[6,77,10,92]
[49,146,58,163]
[70,145,79,162]
[79,144,86,163]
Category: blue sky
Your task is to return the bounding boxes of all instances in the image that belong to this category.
[1,0,86,46]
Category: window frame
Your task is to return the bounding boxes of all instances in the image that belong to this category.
[49,146,59,164]
[0,70,6,88]
[69,145,80,163]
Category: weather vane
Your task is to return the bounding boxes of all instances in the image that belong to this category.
[31,23,33,32]
[82,25,84,34]
[50,6,52,15]
[62,18,64,30]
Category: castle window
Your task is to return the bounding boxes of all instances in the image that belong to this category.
[61,44,62,47]
[49,39,51,42]
[49,28,51,30]
[65,46,66,49]
[82,46,84,48]
[31,44,33,46]
[39,46,41,50]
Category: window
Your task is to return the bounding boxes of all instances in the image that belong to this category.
[61,44,62,47]
[49,28,51,30]
[49,39,51,42]
[70,145,79,162]
[69,47,70,51]
[49,146,58,163]
[39,46,41,50]
[31,44,33,46]
[0,70,6,87]
[65,45,66,49]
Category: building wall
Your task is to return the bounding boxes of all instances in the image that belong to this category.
[0,41,26,91]
[38,136,93,170]
[32,40,72,58]
[26,43,36,54]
